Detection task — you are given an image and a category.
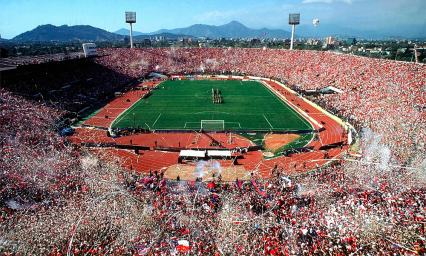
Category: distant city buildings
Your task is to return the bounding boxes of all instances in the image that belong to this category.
[346,38,357,45]
[2,30,424,63]
[326,36,336,45]
[154,36,165,42]
[251,39,261,46]
[142,39,152,47]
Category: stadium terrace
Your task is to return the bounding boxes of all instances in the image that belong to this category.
[1,47,426,255]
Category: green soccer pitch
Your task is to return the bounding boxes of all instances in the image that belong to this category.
[111,80,313,132]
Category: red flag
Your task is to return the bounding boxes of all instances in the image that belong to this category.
[208,181,215,191]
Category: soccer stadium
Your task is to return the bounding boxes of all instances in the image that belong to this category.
[1,45,426,255]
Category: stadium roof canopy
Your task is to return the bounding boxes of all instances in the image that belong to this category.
[149,72,168,78]
[207,150,232,158]
[179,150,205,158]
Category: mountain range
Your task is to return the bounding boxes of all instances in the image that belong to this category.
[116,21,426,40]
[151,21,292,39]
[117,21,426,40]
[115,21,292,39]
[12,24,123,42]
[112,29,189,40]
[8,21,426,42]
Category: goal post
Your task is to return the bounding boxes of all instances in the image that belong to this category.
[201,120,225,130]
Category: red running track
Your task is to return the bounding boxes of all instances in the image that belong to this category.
[70,80,349,179]
[82,82,159,128]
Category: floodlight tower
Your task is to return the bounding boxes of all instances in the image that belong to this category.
[288,13,300,50]
[125,12,136,48]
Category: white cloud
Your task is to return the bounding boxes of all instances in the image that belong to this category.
[194,9,249,22]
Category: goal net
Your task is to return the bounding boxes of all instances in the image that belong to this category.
[201,120,225,130]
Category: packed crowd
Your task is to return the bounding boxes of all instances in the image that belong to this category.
[1,90,425,254]
[97,47,426,167]
[1,48,426,255]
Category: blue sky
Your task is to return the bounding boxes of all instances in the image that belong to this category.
[1,0,425,39]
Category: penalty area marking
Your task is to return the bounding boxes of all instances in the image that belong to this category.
[184,122,200,129]
[183,121,241,129]
[226,122,241,128]
[263,114,274,129]
[152,113,162,128]
[194,110,230,115]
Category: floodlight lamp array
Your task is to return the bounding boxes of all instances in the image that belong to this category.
[125,12,136,23]
[289,13,300,25]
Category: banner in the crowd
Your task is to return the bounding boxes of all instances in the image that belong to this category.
[212,194,218,202]
[176,240,190,251]
[236,180,243,189]
[137,244,149,255]
[137,176,160,189]
[250,180,270,199]
[158,178,167,187]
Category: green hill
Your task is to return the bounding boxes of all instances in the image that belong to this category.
[12,24,124,42]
